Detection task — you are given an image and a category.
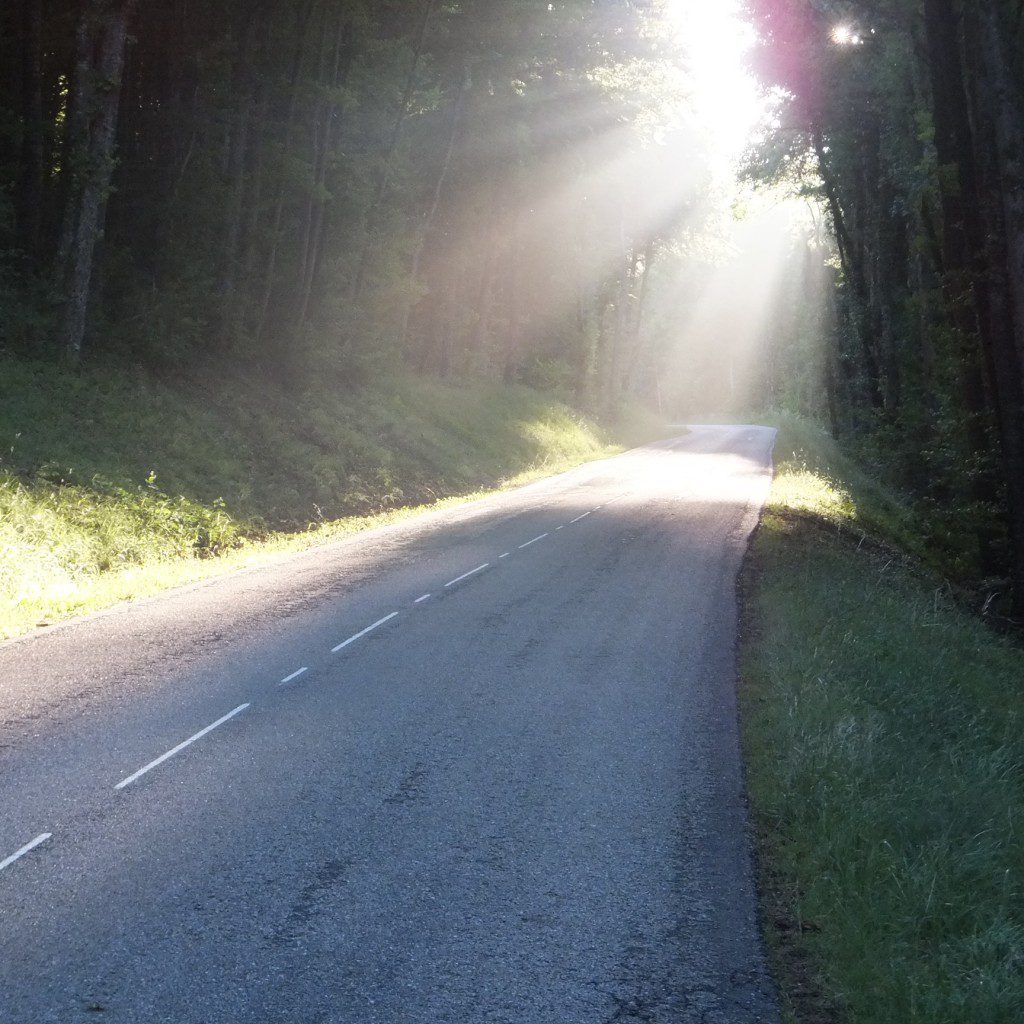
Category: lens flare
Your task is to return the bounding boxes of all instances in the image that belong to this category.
[831,24,862,46]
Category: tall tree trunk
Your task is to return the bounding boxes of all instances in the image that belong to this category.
[58,4,98,270]
[242,89,269,280]
[254,0,316,348]
[573,194,594,404]
[400,67,471,354]
[349,0,435,301]
[977,0,1024,379]
[503,229,523,385]
[922,0,1005,572]
[296,4,334,300]
[622,239,656,395]
[59,0,136,365]
[862,114,903,417]
[970,5,1024,615]
[295,14,356,337]
[470,183,502,372]
[813,131,885,411]
[17,0,44,258]
[606,212,632,420]
[218,10,262,349]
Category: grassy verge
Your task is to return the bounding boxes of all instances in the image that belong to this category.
[741,413,1024,1023]
[0,355,666,640]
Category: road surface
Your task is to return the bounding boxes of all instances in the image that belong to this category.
[0,425,778,1023]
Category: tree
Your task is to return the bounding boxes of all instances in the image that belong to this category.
[745,0,1024,615]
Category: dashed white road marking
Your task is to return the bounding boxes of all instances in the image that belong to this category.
[332,612,400,653]
[444,563,489,588]
[0,833,52,874]
[518,533,548,550]
[115,704,251,790]
[107,494,608,794]
[0,483,648,876]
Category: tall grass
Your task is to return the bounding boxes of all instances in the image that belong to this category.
[741,414,1024,1022]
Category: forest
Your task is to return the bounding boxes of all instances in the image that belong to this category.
[747,0,1024,620]
[5,5,1024,1022]
[0,0,724,413]
[3,0,1024,618]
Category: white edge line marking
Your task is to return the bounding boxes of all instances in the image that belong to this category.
[279,667,308,685]
[115,704,250,791]
[499,552,510,559]
[555,525,564,530]
[444,563,489,588]
[518,533,548,549]
[414,594,432,604]
[331,612,399,653]
[0,833,52,874]
[570,511,592,524]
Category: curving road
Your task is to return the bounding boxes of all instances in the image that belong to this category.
[0,425,778,1023]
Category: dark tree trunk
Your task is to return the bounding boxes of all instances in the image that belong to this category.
[471,185,502,369]
[295,14,357,337]
[950,0,1024,614]
[622,239,656,395]
[17,0,44,258]
[349,0,435,301]
[218,10,262,349]
[863,113,904,417]
[606,212,632,419]
[401,67,470,354]
[503,230,523,385]
[813,131,885,411]
[254,0,316,348]
[921,0,1004,572]
[59,0,136,365]
[58,4,98,270]
[977,0,1024,381]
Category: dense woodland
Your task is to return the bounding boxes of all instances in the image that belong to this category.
[0,0,713,412]
[747,0,1024,618]
[4,0,1024,616]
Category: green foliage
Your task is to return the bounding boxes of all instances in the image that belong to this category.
[742,414,1024,1023]
[745,0,1024,609]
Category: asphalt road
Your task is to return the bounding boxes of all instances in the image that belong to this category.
[0,425,778,1024]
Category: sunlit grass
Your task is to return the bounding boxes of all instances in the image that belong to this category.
[0,464,603,638]
[741,414,1024,1023]
[768,466,855,523]
[0,357,667,640]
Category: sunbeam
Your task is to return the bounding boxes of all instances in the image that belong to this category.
[662,0,766,166]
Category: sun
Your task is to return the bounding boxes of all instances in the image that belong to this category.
[660,0,766,165]
[831,24,863,46]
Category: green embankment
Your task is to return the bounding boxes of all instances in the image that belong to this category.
[0,356,663,640]
[741,414,1024,1023]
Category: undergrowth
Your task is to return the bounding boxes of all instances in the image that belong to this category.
[0,355,664,639]
[741,412,1024,1023]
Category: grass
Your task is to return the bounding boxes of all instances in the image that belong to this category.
[0,355,666,640]
[740,412,1024,1023]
